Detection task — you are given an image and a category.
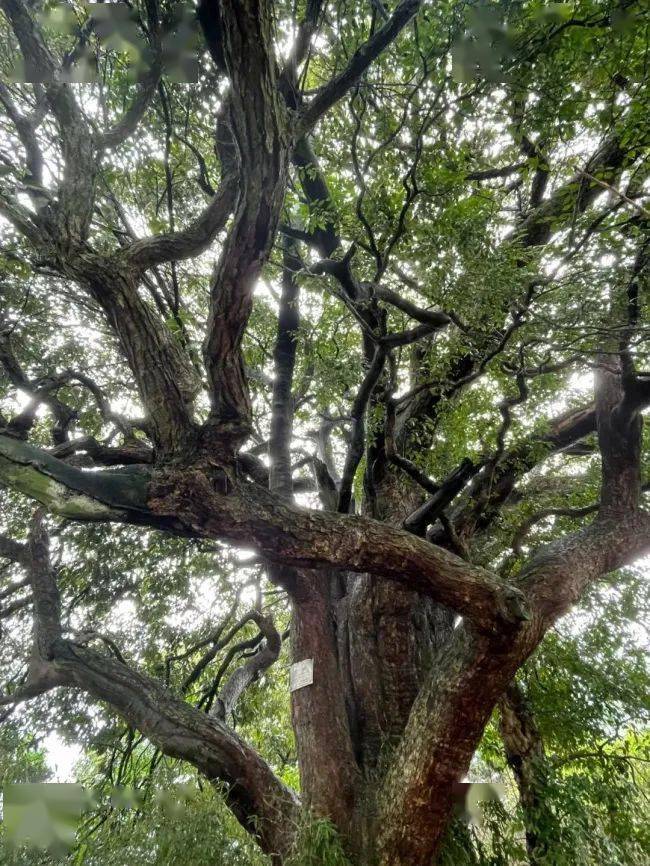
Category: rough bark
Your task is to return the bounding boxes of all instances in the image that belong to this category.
[12,516,299,861]
[499,681,554,865]
[375,507,650,865]
[347,465,453,771]
[202,0,290,451]
[290,576,361,834]
[70,258,201,458]
[54,642,299,860]
[267,232,363,833]
[1,3,648,865]
[0,433,529,630]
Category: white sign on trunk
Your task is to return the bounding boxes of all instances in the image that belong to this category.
[290,658,314,692]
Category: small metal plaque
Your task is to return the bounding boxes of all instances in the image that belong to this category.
[290,658,314,692]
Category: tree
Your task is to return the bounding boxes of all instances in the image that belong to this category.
[0,0,648,863]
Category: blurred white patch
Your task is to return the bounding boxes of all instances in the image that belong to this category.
[43,734,82,782]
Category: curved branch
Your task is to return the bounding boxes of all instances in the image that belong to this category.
[52,641,300,859]
[202,0,290,449]
[6,515,299,858]
[213,612,281,721]
[374,286,451,329]
[120,175,237,272]
[376,506,650,866]
[299,0,423,134]
[95,68,161,151]
[0,434,151,521]
[512,503,599,555]
[0,434,529,631]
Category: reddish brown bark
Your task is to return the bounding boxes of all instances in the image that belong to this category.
[290,575,361,833]
[0,2,648,865]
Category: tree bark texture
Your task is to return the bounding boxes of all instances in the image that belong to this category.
[0,1,648,865]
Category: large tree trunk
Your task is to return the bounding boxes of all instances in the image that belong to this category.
[346,464,454,773]
[1,2,648,865]
[290,572,361,835]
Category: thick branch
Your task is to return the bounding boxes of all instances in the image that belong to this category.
[57,636,299,857]
[1,0,95,240]
[269,236,302,499]
[67,259,200,457]
[0,434,151,521]
[376,507,650,865]
[0,81,43,189]
[149,470,529,631]
[120,176,237,272]
[374,286,451,329]
[596,357,643,516]
[8,516,299,858]
[49,436,153,467]
[521,510,650,626]
[514,133,629,248]
[0,434,529,631]
[202,0,289,450]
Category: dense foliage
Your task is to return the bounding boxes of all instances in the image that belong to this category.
[0,0,648,863]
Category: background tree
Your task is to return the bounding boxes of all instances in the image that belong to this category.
[0,0,648,864]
